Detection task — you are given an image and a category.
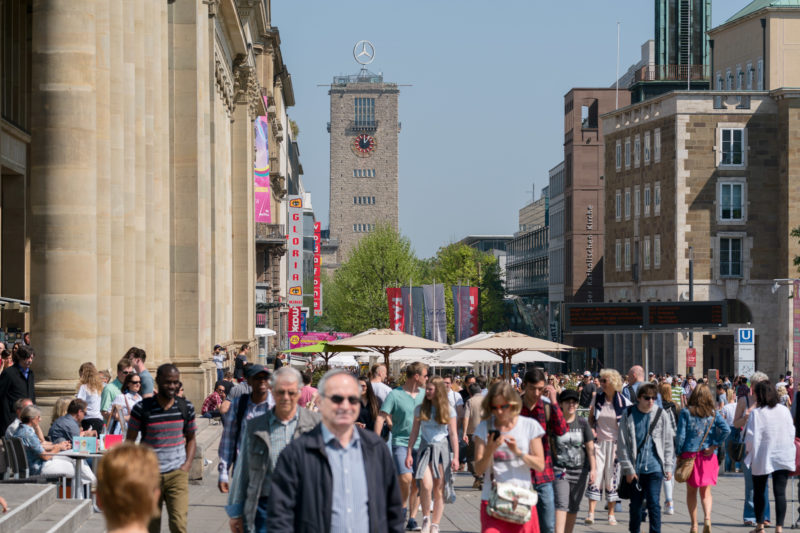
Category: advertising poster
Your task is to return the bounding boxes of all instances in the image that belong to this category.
[386,287,404,331]
[313,222,322,316]
[254,108,271,223]
[287,196,304,307]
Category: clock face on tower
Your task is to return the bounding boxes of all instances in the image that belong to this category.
[353,134,376,155]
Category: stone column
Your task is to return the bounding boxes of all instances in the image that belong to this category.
[30,0,98,387]
[158,0,171,364]
[134,0,146,355]
[143,0,156,358]
[109,0,124,366]
[123,0,135,348]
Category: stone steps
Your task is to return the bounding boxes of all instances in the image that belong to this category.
[0,484,92,533]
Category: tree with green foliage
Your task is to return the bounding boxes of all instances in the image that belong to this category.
[323,225,421,333]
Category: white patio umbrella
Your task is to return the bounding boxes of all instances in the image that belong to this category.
[441,349,564,365]
[328,328,449,371]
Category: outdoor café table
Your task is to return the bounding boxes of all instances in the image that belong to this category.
[56,450,103,499]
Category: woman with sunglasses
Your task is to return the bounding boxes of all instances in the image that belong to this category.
[110,372,143,434]
[675,383,730,533]
[617,383,675,533]
[473,380,545,532]
[356,376,382,431]
[585,368,631,526]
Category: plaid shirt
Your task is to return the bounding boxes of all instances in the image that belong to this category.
[520,397,568,485]
[202,391,223,415]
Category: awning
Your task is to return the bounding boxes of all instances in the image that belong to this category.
[255,327,277,337]
[0,297,29,313]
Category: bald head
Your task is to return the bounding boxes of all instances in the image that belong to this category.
[628,365,645,384]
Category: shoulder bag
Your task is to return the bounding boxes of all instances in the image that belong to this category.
[728,396,749,463]
[675,416,712,483]
[618,407,662,500]
[486,420,538,524]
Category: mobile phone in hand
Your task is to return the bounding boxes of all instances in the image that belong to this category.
[489,429,501,441]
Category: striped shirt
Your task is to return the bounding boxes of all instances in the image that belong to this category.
[129,397,197,473]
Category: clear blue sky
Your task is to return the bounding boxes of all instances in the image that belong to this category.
[272,1,739,259]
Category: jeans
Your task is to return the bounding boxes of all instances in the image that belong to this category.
[253,496,269,533]
[216,368,224,384]
[628,472,663,533]
[744,464,770,523]
[754,470,790,527]
[724,430,741,472]
[534,481,555,533]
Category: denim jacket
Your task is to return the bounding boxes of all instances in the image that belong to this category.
[675,408,730,455]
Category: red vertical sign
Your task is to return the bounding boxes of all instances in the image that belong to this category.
[289,307,302,333]
[313,222,322,316]
[386,287,404,331]
[468,287,480,336]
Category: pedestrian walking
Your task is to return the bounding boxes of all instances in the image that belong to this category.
[233,344,249,382]
[267,369,404,533]
[551,389,595,533]
[96,443,161,533]
[130,347,154,398]
[720,389,740,472]
[100,356,134,422]
[463,382,486,488]
[520,368,568,533]
[375,361,429,530]
[406,376,459,533]
[370,363,393,402]
[658,382,679,514]
[735,371,772,526]
[76,362,105,434]
[356,376,382,431]
[473,380,545,533]
[0,345,35,435]
[126,364,197,533]
[577,371,597,409]
[744,380,796,533]
[226,367,320,533]
[109,373,143,433]
[617,383,675,533]
[585,368,631,525]
[675,383,730,533]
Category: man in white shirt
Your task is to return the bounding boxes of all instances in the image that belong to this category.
[370,364,393,402]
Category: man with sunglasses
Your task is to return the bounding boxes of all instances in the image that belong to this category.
[520,368,569,533]
[100,356,134,420]
[375,361,428,531]
[227,367,320,533]
[269,369,403,533]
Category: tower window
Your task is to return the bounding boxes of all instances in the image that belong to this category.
[354,98,375,128]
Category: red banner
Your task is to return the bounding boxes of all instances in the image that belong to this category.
[313,222,322,316]
[289,307,302,333]
[387,287,404,331]
[468,287,479,336]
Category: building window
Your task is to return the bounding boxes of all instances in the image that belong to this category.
[354,98,375,127]
[654,235,661,268]
[616,140,622,171]
[634,135,641,167]
[353,169,376,177]
[757,58,764,90]
[720,128,745,167]
[736,65,743,90]
[644,185,651,216]
[654,129,661,163]
[716,72,723,90]
[624,239,631,271]
[746,62,753,90]
[644,132,651,164]
[654,182,661,215]
[624,188,631,220]
[719,182,745,221]
[644,237,651,269]
[726,68,733,90]
[634,186,640,218]
[616,239,622,271]
[624,138,631,168]
[720,237,742,277]
[615,190,621,221]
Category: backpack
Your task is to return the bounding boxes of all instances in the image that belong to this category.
[138,396,192,440]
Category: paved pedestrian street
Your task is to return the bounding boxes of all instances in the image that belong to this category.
[75,431,800,533]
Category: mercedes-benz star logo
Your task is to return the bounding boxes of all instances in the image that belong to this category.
[353,40,375,66]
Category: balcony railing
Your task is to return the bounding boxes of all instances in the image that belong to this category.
[635,64,710,82]
[349,119,379,132]
[256,223,285,244]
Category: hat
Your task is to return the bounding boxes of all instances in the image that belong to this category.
[214,344,222,351]
[245,364,271,378]
[583,371,591,377]
[558,389,580,404]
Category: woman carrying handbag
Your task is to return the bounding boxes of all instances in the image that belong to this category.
[675,384,730,533]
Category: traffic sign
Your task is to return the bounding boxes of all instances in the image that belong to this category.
[737,328,755,344]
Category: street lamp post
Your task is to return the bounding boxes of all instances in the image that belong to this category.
[688,246,694,376]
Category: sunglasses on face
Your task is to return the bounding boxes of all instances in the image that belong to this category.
[121,370,134,375]
[326,394,360,405]
[130,380,141,385]
[599,378,608,383]
[641,396,656,401]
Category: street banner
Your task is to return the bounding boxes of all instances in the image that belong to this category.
[387,287,404,331]
[254,103,271,223]
[468,286,479,336]
[289,307,301,333]
[409,287,425,336]
[452,286,461,342]
[423,284,447,343]
[287,196,303,307]
[401,287,413,335]
[313,222,322,316]
[794,280,800,380]
[288,331,353,350]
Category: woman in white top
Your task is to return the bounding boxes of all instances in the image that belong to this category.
[76,362,104,433]
[745,380,796,533]
[110,373,143,434]
[473,380,545,533]
[406,377,459,533]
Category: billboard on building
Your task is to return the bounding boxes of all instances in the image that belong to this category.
[254,102,271,223]
[313,222,322,316]
[287,196,304,307]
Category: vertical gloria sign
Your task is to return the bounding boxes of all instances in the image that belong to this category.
[313,222,323,316]
[254,97,271,223]
[287,196,304,307]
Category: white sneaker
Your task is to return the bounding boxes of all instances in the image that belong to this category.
[421,516,430,533]
[665,502,674,515]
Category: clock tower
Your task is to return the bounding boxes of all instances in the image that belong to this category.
[324,41,400,268]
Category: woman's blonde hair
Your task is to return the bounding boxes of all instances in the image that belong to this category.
[52,396,73,419]
[481,381,523,420]
[726,388,735,403]
[78,362,104,395]
[688,383,715,418]
[419,377,450,425]
[97,443,160,529]
[599,369,624,392]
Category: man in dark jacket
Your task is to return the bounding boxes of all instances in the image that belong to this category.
[0,345,35,434]
[268,369,403,533]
